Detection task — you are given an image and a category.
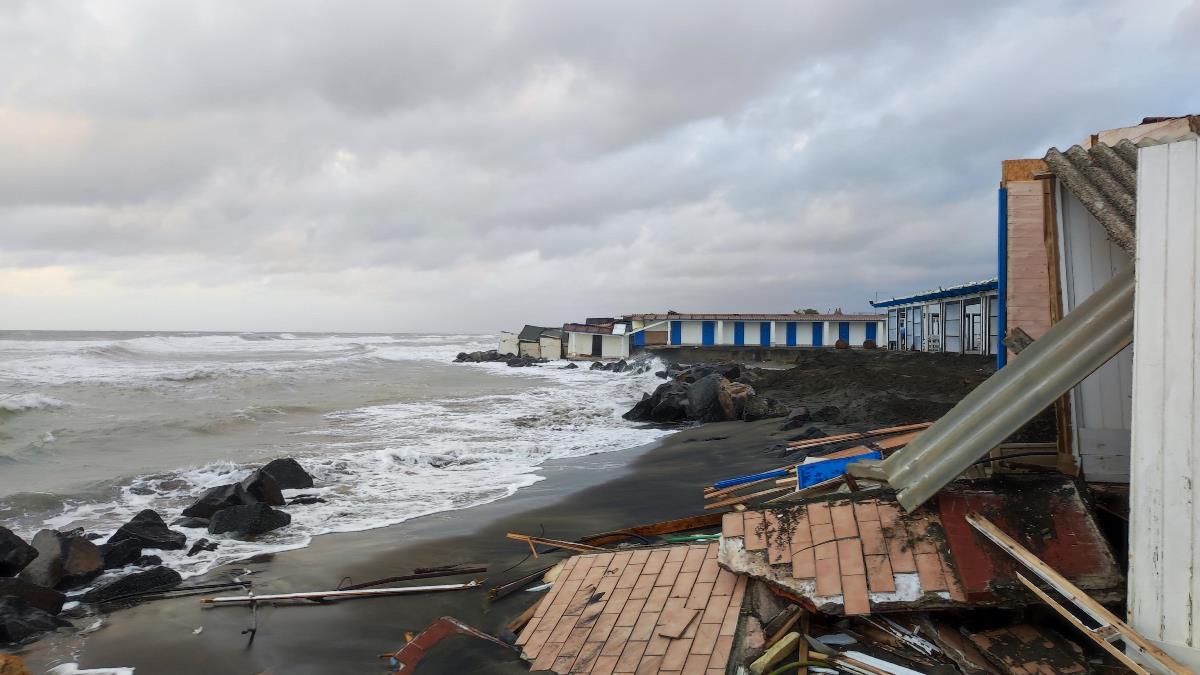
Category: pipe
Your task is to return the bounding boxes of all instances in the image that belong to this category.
[997,187,1009,368]
[883,266,1134,511]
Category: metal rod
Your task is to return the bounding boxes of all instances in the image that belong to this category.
[201,580,479,605]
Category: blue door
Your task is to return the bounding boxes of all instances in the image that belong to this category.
[701,321,716,346]
[865,322,877,342]
[733,322,745,346]
[670,321,681,345]
[838,322,850,342]
[632,331,645,347]
[811,322,823,347]
[759,322,771,346]
[785,322,797,346]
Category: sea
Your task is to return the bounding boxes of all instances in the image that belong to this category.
[0,331,672,580]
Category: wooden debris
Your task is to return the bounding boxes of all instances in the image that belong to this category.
[968,512,1188,674]
[785,423,932,450]
[382,616,518,671]
[579,513,726,546]
[749,631,800,674]
[339,566,487,591]
[487,564,556,602]
[202,580,480,605]
[966,624,1089,674]
[505,533,606,557]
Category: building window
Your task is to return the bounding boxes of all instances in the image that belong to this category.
[887,310,898,349]
[944,301,962,352]
[964,298,983,352]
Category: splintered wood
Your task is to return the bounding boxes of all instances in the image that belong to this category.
[719,498,967,616]
[515,544,745,674]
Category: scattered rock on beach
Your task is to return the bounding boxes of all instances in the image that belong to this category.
[97,539,142,570]
[107,510,186,551]
[561,362,579,369]
[181,483,258,519]
[239,469,285,506]
[453,350,505,363]
[288,495,325,505]
[187,539,218,557]
[82,566,182,604]
[0,578,65,615]
[208,503,291,536]
[505,355,547,367]
[688,374,754,423]
[778,406,812,431]
[133,555,162,567]
[0,528,38,577]
[170,517,210,529]
[623,380,691,423]
[18,530,103,589]
[0,597,70,644]
[259,458,314,490]
[740,395,788,422]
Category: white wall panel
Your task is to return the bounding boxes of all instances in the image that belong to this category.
[679,321,703,345]
[1128,138,1200,669]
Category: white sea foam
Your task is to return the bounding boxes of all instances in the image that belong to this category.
[0,392,68,413]
[19,335,671,579]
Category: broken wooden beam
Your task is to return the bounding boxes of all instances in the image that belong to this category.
[202,580,480,605]
[504,533,605,558]
[578,512,725,546]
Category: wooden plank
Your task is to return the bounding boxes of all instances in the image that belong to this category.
[505,532,605,556]
[1018,573,1149,674]
[703,486,791,510]
[582,513,726,546]
[785,422,933,449]
[969,513,1190,674]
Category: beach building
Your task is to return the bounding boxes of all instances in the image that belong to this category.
[498,331,519,356]
[537,329,563,360]
[869,279,1000,356]
[562,322,632,359]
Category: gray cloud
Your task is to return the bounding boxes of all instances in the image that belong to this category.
[1,0,1197,331]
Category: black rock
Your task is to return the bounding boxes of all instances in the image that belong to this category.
[0,577,65,614]
[107,510,186,551]
[258,458,314,490]
[170,517,210,529]
[0,596,70,644]
[187,538,219,557]
[97,539,142,570]
[18,530,104,589]
[778,406,812,431]
[208,503,291,536]
[0,527,38,577]
[287,496,326,505]
[589,361,604,370]
[133,555,162,567]
[81,566,182,604]
[654,370,667,378]
[622,380,691,423]
[561,362,579,370]
[741,396,789,422]
[181,483,258,519]
[239,469,285,506]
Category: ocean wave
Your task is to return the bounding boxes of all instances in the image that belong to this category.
[0,392,68,413]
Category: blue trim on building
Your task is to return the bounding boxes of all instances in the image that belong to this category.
[838,321,850,342]
[811,322,823,347]
[733,321,745,346]
[997,187,1009,368]
[865,322,877,342]
[869,279,999,308]
[701,321,716,346]
[632,330,645,347]
[759,322,771,347]
[785,322,797,346]
[670,321,681,346]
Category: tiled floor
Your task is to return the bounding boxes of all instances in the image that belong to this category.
[719,497,967,615]
[515,544,745,674]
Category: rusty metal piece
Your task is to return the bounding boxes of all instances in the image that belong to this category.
[382,616,517,672]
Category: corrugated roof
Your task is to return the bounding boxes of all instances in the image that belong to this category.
[625,313,883,322]
[1044,140,1138,254]
[518,325,549,342]
[869,278,999,309]
[562,323,613,335]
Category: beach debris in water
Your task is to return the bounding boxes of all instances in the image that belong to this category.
[380,616,518,673]
[201,579,481,605]
[335,566,488,591]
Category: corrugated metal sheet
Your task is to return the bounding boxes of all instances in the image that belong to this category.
[1044,140,1138,254]
[518,324,548,342]
[1128,137,1200,669]
[870,278,999,309]
[561,323,613,335]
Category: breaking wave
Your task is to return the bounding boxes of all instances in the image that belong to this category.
[0,392,68,414]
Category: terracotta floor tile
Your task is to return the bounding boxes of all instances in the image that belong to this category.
[662,637,695,670]
[592,655,620,675]
[810,523,835,546]
[708,634,734,669]
[689,622,719,655]
[587,613,619,644]
[614,640,648,673]
[815,555,842,596]
[864,554,895,593]
[617,562,645,589]
[807,501,832,526]
[655,561,683,587]
[570,641,604,673]
[699,590,730,625]
[633,654,664,674]
[705,542,718,559]
[742,512,767,551]
[600,626,634,657]
[830,501,859,540]
[718,602,740,637]
[522,628,553,660]
[630,573,656,600]
[531,642,564,670]
[853,500,881,523]
[616,597,647,628]
[681,653,710,675]
[837,538,866,576]
[841,573,870,615]
[711,568,737,596]
[721,512,745,538]
[857,519,887,557]
[643,632,670,657]
[628,549,651,565]
[601,586,632,615]
[696,557,720,584]
[670,571,698,598]
[630,611,660,641]
[915,552,948,591]
[684,580,714,611]
[643,586,671,613]
[548,613,582,644]
[666,546,688,563]
[643,549,670,576]
[566,584,600,616]
[906,516,938,555]
[682,546,707,573]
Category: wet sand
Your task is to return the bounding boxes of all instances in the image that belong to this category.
[37,418,798,674]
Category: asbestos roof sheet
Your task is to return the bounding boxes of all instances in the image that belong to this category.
[870,278,998,309]
[1044,140,1138,253]
[626,313,883,322]
[563,323,613,335]
[515,543,744,674]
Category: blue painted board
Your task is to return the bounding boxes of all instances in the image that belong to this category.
[759,322,771,346]
[797,450,882,488]
[632,331,645,347]
[865,322,877,342]
[701,321,716,346]
[670,321,681,345]
[838,321,850,342]
[786,322,797,347]
[811,322,823,347]
[712,468,789,490]
[734,322,745,346]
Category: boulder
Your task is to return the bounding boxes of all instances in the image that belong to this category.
[170,517,210,529]
[0,597,69,644]
[287,496,326,505]
[81,566,182,604]
[0,528,37,577]
[239,469,285,505]
[181,482,258,519]
[778,406,812,431]
[649,381,691,423]
[97,539,142,570]
[133,555,162,567]
[208,504,291,536]
[741,396,788,422]
[687,374,743,423]
[505,356,546,367]
[0,578,65,614]
[107,510,186,551]
[18,530,103,589]
[589,362,604,370]
[561,362,578,369]
[258,458,314,490]
[187,538,219,557]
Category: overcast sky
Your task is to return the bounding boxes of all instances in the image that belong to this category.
[1,1,1197,333]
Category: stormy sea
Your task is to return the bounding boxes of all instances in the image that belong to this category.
[0,331,671,579]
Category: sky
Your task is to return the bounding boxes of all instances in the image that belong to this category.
[1,1,1197,333]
